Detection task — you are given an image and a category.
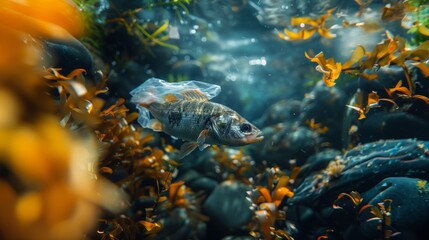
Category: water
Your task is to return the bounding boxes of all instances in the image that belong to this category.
[1,0,429,239]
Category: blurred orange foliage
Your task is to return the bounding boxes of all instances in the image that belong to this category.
[0,1,126,240]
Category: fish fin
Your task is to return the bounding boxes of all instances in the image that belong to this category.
[164,93,179,102]
[181,89,209,101]
[149,119,163,132]
[199,144,210,151]
[208,117,221,136]
[197,129,208,146]
[179,142,199,159]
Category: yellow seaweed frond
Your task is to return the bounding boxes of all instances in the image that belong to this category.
[347,92,397,120]
[386,80,429,104]
[305,51,342,86]
[278,8,336,41]
[333,191,363,209]
[306,118,329,134]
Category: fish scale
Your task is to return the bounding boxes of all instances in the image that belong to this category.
[150,100,229,143]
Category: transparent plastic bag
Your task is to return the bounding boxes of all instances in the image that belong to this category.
[130,78,221,128]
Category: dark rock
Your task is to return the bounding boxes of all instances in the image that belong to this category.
[254,99,301,127]
[358,177,429,240]
[178,169,219,195]
[189,177,219,196]
[290,139,429,207]
[156,208,207,240]
[250,124,319,167]
[42,39,95,79]
[312,177,429,240]
[203,180,253,238]
[359,112,429,143]
[299,82,347,149]
[297,149,342,181]
[178,148,222,181]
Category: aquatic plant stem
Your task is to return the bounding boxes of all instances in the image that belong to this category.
[401,63,413,93]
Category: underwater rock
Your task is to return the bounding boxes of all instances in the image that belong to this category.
[359,112,429,143]
[203,180,253,238]
[290,139,429,207]
[317,177,429,240]
[179,169,219,195]
[178,149,218,176]
[250,123,319,167]
[299,82,347,149]
[297,149,342,181]
[254,99,301,127]
[156,208,207,240]
[356,177,429,240]
[189,177,219,196]
[42,39,96,78]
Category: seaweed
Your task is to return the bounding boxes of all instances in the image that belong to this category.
[305,29,429,120]
[0,1,127,239]
[249,167,297,240]
[278,8,337,41]
[107,15,179,52]
[316,192,401,240]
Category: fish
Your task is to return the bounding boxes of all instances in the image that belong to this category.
[130,78,264,159]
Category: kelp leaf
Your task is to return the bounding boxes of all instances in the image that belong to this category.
[258,187,272,203]
[139,220,162,233]
[333,191,363,209]
[44,68,87,80]
[255,210,271,240]
[100,167,113,174]
[151,20,169,38]
[354,0,371,7]
[346,105,366,120]
[418,25,429,36]
[291,17,318,27]
[272,187,293,207]
[386,80,411,96]
[413,95,429,104]
[318,28,336,38]
[281,28,316,41]
[412,62,429,77]
[409,49,429,60]
[306,51,342,86]
[66,81,88,97]
[305,52,327,67]
[367,92,380,108]
[343,45,365,69]
[360,73,378,80]
[168,180,185,202]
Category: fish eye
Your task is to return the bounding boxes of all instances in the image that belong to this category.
[240,123,252,133]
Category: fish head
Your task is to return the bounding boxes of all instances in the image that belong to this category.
[210,111,264,146]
